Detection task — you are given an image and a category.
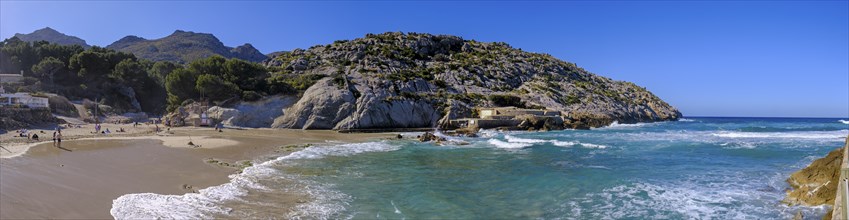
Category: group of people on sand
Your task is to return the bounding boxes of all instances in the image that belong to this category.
[16,129,45,141]
[52,128,63,144]
[13,128,63,144]
[16,129,39,140]
[92,124,116,134]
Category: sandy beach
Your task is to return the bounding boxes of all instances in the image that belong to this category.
[0,125,394,219]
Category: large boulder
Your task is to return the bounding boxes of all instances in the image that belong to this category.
[210,96,297,128]
[333,93,439,130]
[272,78,356,129]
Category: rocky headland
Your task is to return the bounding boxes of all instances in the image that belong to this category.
[257,32,680,131]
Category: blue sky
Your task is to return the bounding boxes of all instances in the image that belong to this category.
[1,1,847,118]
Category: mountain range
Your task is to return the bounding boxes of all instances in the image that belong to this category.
[10,28,266,63]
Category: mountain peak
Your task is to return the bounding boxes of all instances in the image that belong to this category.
[34,27,59,34]
[13,27,90,48]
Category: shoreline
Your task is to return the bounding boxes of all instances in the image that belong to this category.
[0,126,395,219]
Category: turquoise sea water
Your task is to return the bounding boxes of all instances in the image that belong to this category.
[112,117,849,219]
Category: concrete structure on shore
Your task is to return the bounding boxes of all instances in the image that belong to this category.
[450,107,562,129]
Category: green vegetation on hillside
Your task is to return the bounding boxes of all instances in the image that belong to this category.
[1,37,168,113]
[164,56,269,111]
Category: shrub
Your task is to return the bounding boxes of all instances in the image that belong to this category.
[487,94,523,107]
[266,74,327,95]
[241,91,262,101]
[332,74,346,89]
[432,79,448,88]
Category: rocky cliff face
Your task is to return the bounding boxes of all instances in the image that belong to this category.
[264,32,680,130]
[784,147,842,207]
[106,30,268,63]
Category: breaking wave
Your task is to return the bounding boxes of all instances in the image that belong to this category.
[110,141,400,219]
[487,139,532,149]
[503,135,608,149]
[711,130,848,139]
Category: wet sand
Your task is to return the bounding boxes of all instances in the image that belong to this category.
[0,128,393,219]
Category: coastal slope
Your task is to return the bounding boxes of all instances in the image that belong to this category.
[263,32,681,130]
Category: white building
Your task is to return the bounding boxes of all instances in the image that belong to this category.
[0,92,49,108]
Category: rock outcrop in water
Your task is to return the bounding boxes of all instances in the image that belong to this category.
[264,32,681,131]
[783,147,842,207]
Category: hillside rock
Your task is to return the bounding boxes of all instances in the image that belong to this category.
[47,94,78,117]
[0,108,64,131]
[106,30,267,63]
[209,96,297,127]
[783,147,843,206]
[265,32,680,130]
[13,27,90,48]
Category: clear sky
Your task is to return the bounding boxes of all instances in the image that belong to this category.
[1,1,847,118]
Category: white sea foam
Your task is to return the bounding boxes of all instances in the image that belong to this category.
[711,130,848,139]
[111,159,277,219]
[281,141,401,160]
[719,141,758,149]
[111,141,399,219]
[560,128,847,149]
[504,135,548,144]
[595,121,655,129]
[585,165,611,170]
[551,140,608,149]
[562,178,824,219]
[840,120,849,125]
[478,129,501,138]
[502,135,609,149]
[502,135,608,149]
[678,118,696,122]
[487,139,532,149]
